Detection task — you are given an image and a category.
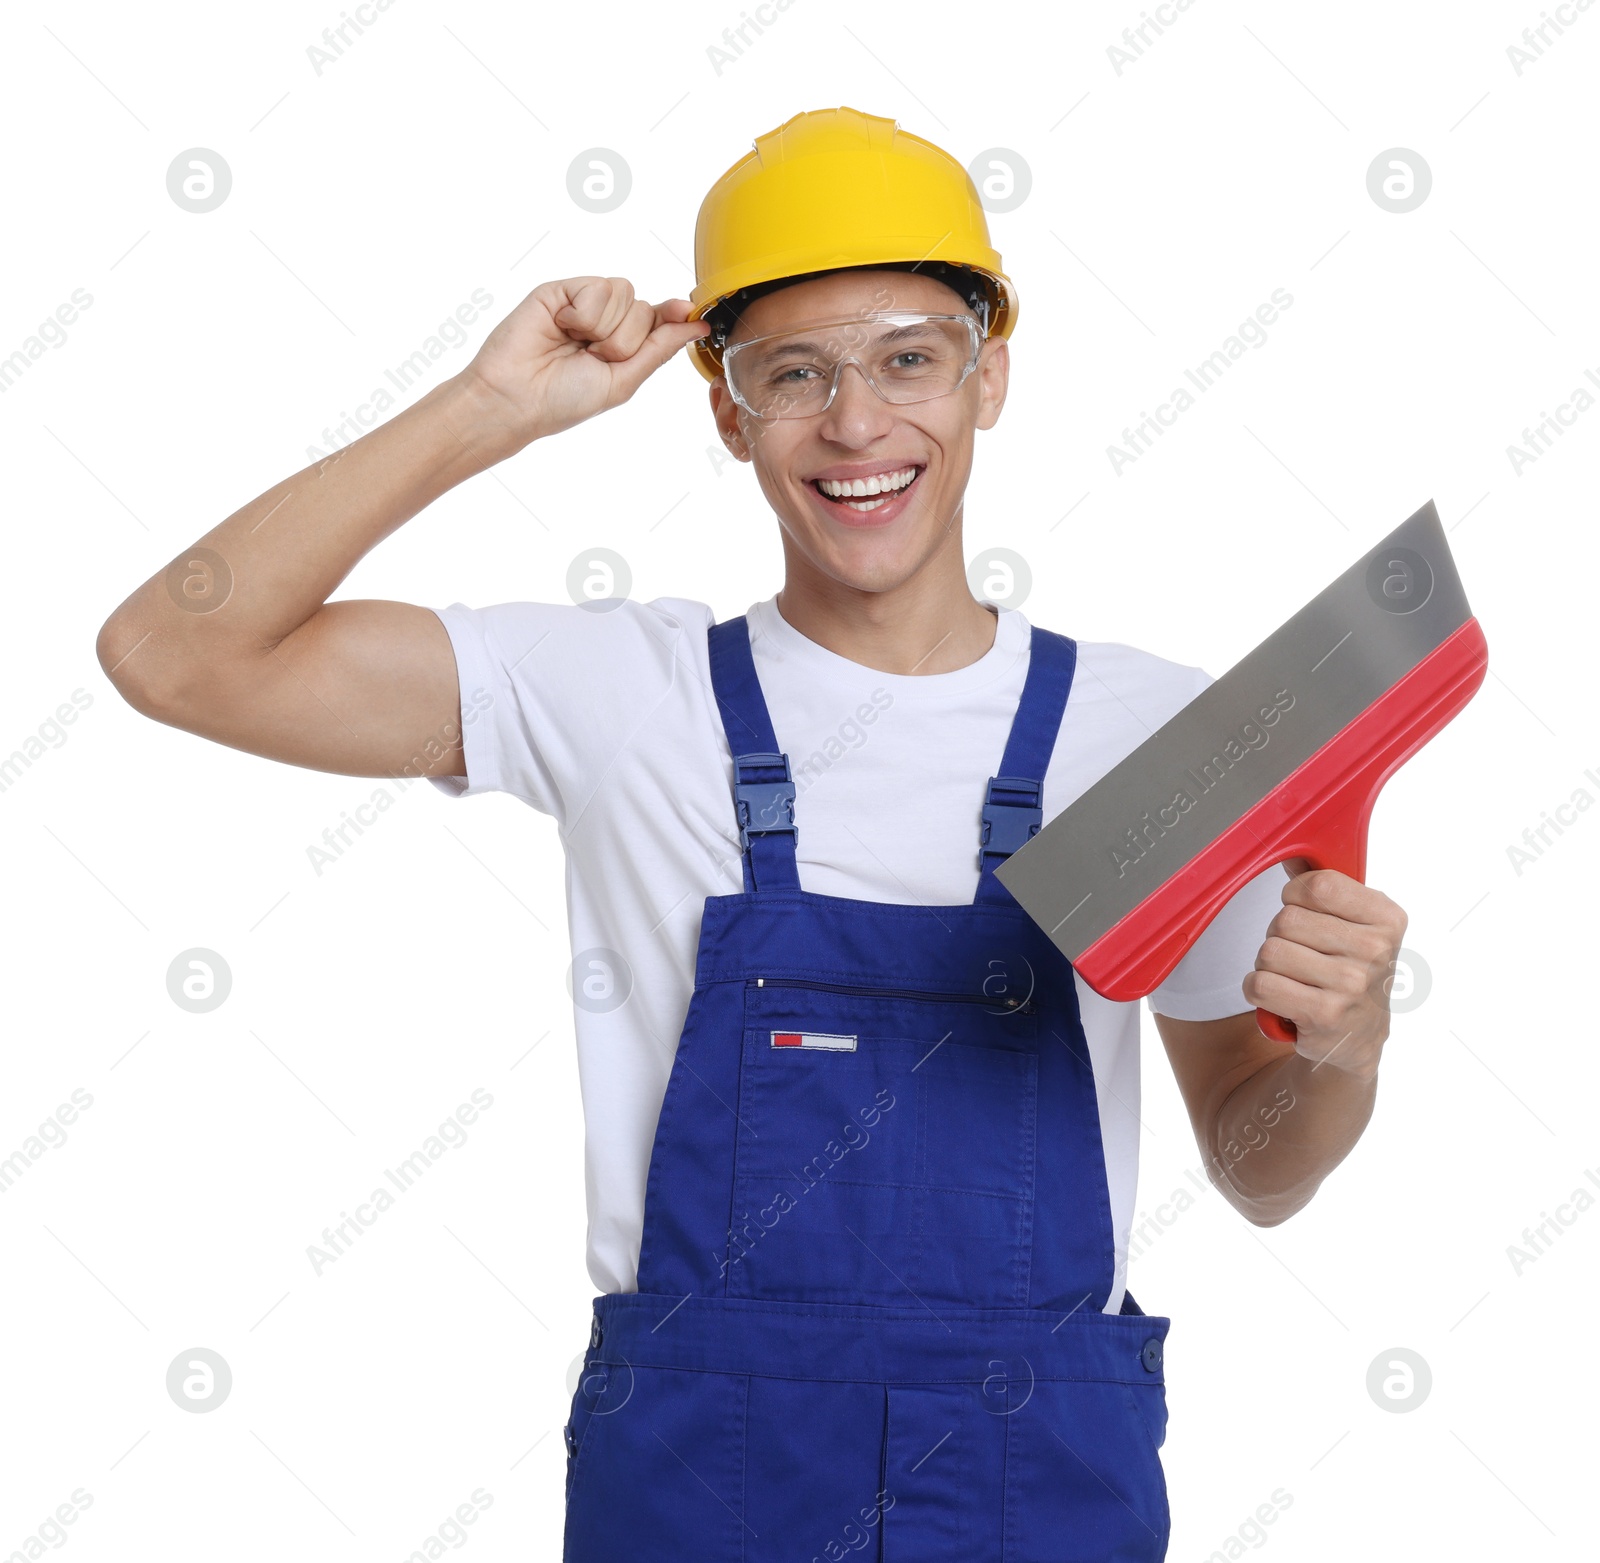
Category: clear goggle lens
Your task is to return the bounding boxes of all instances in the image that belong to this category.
[723,313,981,420]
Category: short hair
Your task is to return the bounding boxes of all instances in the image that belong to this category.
[705,260,994,352]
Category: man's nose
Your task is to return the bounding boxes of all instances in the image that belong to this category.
[818,359,893,439]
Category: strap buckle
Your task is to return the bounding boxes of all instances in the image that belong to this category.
[733,752,798,854]
[978,774,1043,868]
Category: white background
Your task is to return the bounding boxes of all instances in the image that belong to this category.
[3,0,1596,1558]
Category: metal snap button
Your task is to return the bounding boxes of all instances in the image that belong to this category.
[590,1314,602,1349]
[1140,1337,1163,1373]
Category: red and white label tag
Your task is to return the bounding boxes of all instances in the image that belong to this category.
[770,1030,858,1052]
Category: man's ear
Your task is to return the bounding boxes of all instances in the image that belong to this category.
[709,378,750,460]
[975,337,1010,432]
[707,382,742,460]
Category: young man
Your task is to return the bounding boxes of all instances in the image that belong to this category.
[98,107,1405,1560]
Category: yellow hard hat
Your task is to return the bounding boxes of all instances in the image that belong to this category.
[686,105,1018,384]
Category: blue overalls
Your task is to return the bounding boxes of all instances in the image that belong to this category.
[562,614,1172,1561]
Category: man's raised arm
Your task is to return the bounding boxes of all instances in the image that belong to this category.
[94,279,709,781]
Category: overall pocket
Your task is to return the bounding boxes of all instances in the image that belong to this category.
[1123,1378,1169,1455]
[561,1365,748,1563]
[562,1355,609,1506]
[727,978,1039,1307]
[1003,1379,1171,1562]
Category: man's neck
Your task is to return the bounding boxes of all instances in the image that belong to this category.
[774,573,1000,676]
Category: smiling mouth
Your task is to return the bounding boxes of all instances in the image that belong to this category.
[808,465,924,512]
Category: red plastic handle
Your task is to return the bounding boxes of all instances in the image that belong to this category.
[1072,618,1489,1040]
[1255,1009,1299,1044]
[1251,624,1490,1043]
[1254,838,1364,1045]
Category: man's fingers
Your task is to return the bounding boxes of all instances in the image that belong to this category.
[537,280,711,411]
[1255,934,1363,996]
[550,281,605,339]
[583,297,658,363]
[553,277,637,344]
[1265,901,1394,962]
[605,313,712,396]
[1242,967,1327,1032]
[572,292,705,377]
[1281,867,1406,936]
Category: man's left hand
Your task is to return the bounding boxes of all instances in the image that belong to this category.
[1241,863,1408,1082]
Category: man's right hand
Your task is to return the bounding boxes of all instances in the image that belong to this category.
[463,277,711,450]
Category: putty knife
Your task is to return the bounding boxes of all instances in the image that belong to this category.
[994,499,1488,1042]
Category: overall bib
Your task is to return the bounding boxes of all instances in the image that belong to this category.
[563,615,1172,1562]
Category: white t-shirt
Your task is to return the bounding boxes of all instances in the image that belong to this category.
[427,594,1286,1313]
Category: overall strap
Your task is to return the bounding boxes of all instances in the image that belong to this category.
[973,626,1079,905]
[707,616,801,894]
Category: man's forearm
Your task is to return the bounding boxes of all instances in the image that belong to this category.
[1207,1040,1378,1226]
[99,370,520,699]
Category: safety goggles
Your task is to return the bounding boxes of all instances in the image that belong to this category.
[721,311,985,421]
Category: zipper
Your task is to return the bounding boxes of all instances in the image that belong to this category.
[750,975,1036,1014]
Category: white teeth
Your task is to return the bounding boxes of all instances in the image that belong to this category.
[817,466,917,498]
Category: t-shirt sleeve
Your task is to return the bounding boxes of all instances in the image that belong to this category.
[425,598,694,826]
[1142,663,1288,1021]
[1144,863,1286,1020]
